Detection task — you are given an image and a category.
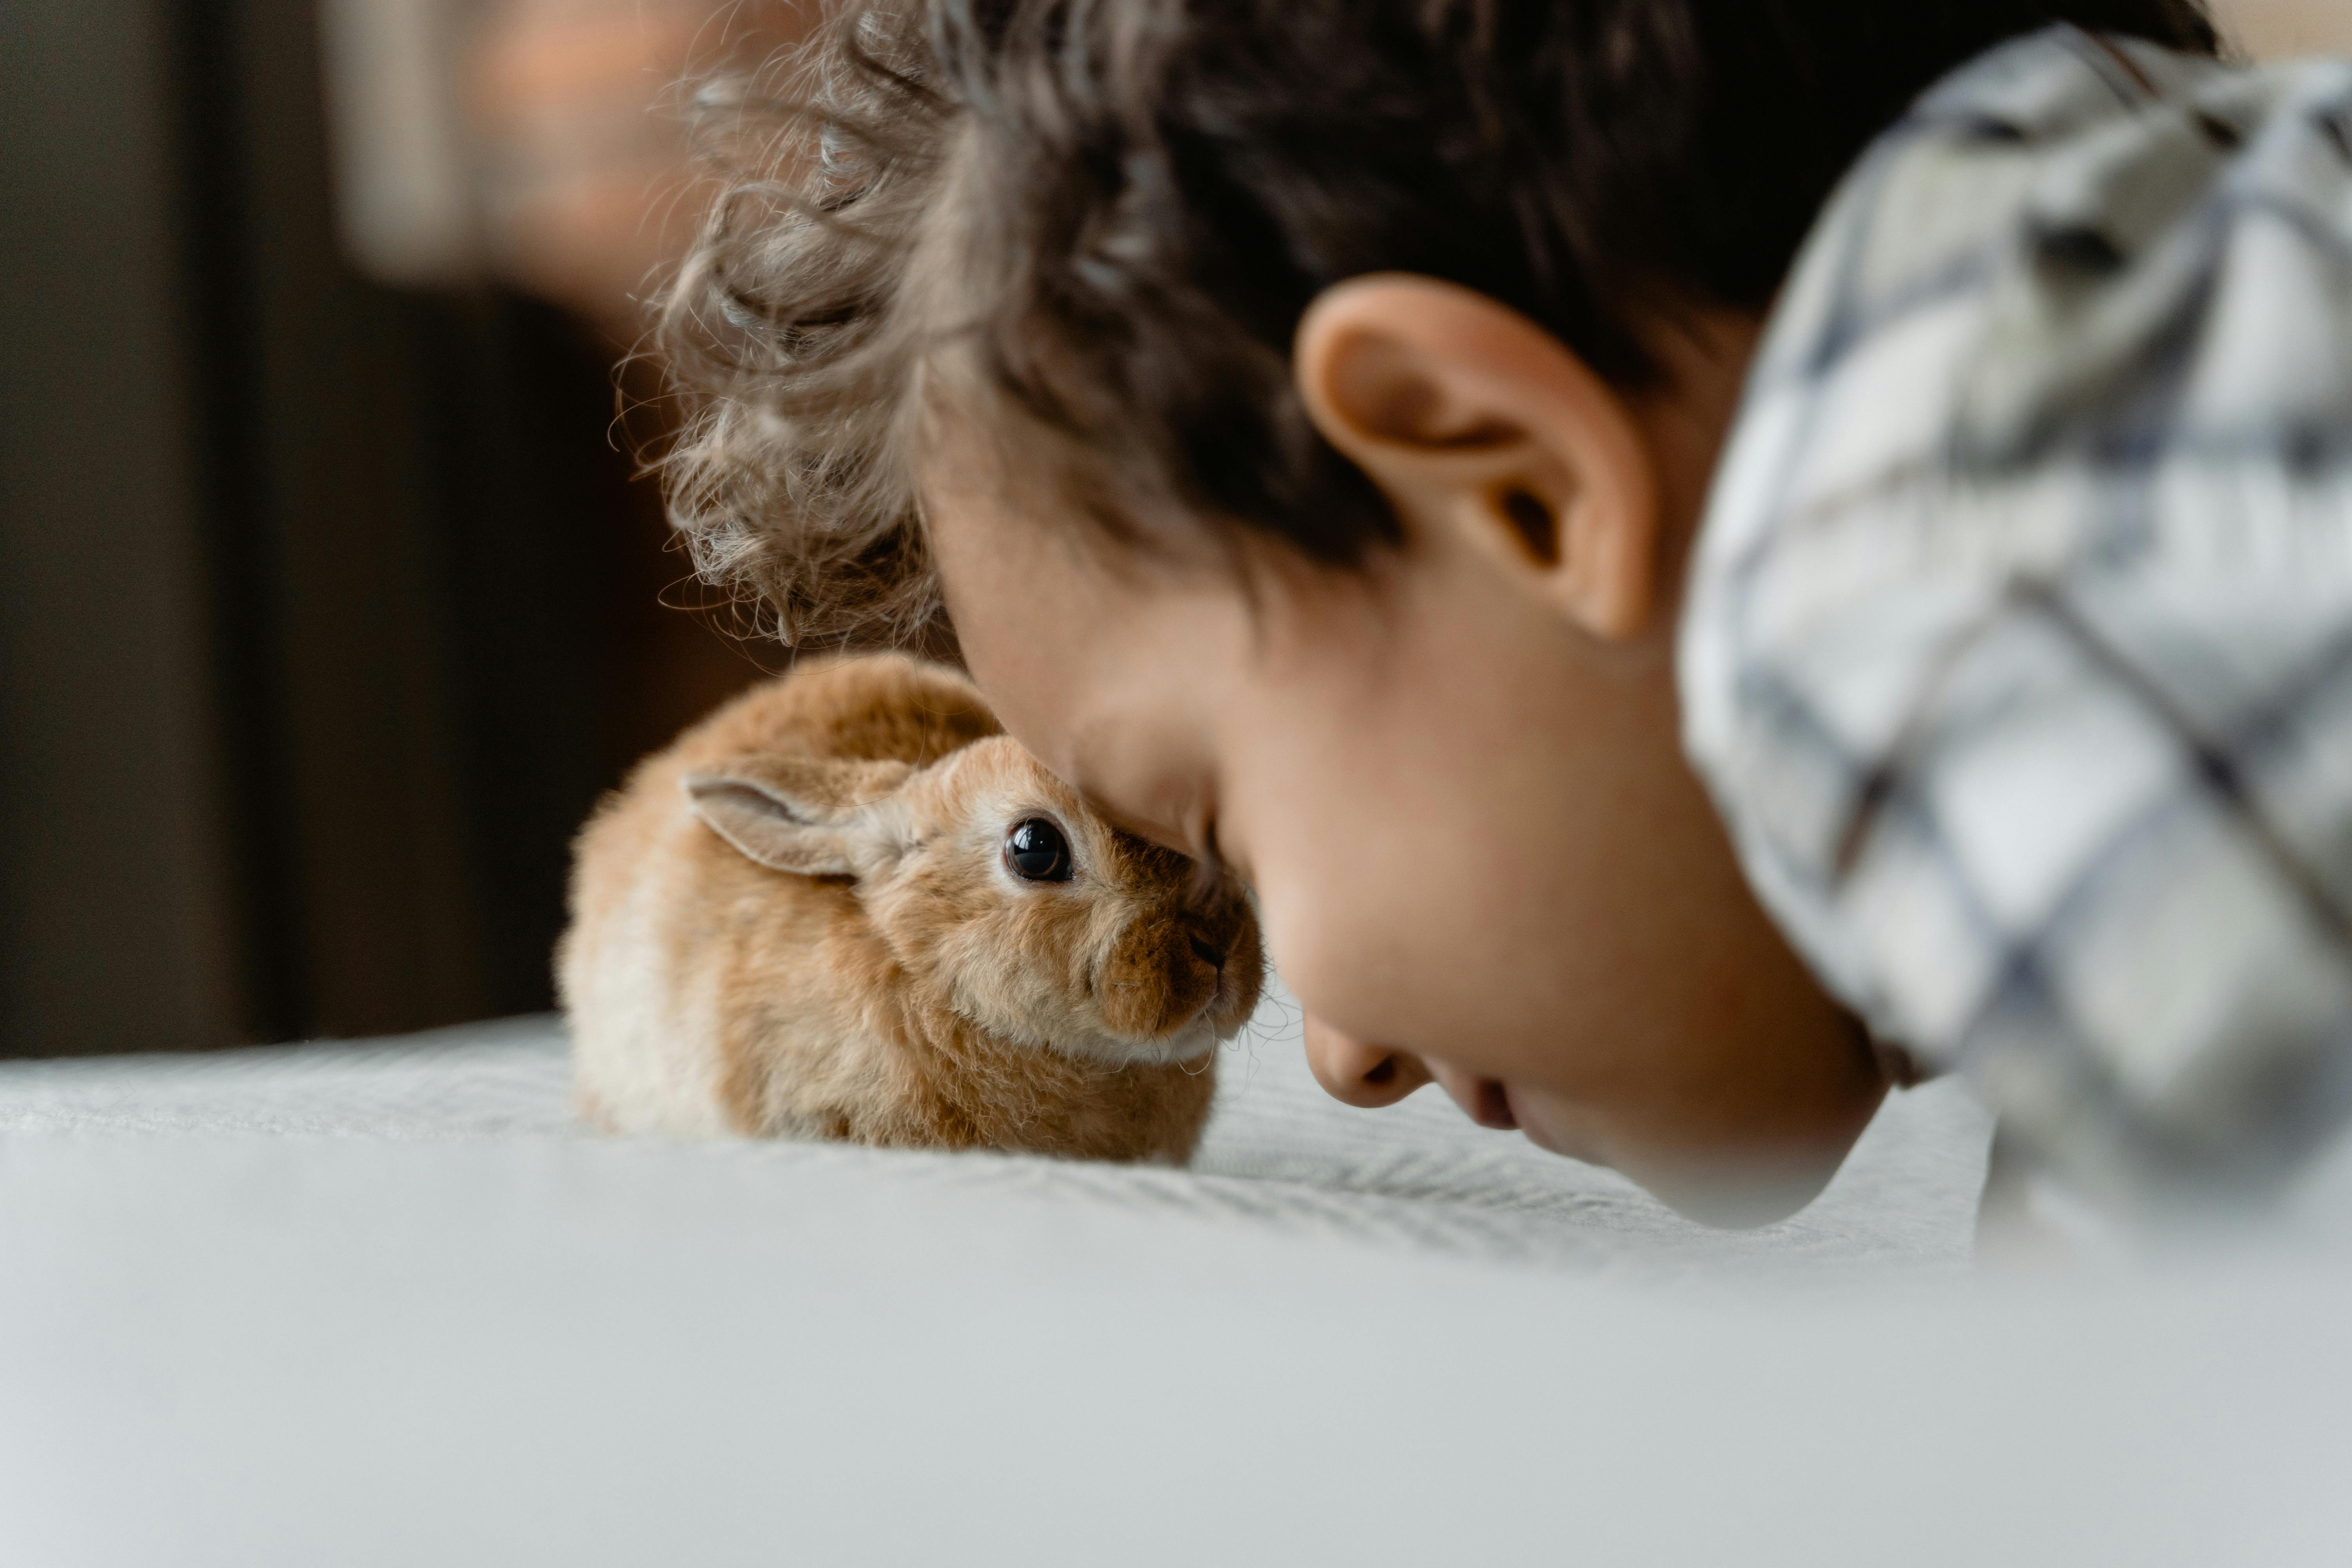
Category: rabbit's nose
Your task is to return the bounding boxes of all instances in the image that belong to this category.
[1187,934,1225,971]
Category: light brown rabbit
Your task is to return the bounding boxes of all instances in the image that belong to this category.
[558,653,1261,1163]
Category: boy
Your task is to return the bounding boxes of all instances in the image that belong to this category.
[660,1,2352,1224]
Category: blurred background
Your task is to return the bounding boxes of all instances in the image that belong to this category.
[2,0,2347,1058]
[0,0,807,1056]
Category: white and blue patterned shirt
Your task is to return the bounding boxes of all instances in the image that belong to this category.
[1682,25,2352,1214]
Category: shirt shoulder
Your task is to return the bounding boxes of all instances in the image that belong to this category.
[1681,27,2352,1212]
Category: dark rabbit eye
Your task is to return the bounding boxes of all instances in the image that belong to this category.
[1004,818,1074,882]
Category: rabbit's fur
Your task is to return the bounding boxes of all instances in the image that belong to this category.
[559,653,1260,1162]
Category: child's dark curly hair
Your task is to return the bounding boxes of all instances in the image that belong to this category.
[657,0,2217,650]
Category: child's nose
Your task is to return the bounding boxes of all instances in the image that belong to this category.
[1303,1015,1432,1108]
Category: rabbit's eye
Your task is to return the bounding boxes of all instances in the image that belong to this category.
[1005,818,1074,883]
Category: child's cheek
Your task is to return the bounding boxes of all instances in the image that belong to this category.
[1250,866,1416,1059]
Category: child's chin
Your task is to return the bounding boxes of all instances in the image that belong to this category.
[1626,1154,1844,1230]
[1510,1091,1855,1227]
[1498,1091,1608,1167]
[1513,1115,1597,1165]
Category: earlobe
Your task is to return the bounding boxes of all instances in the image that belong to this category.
[1293,274,1660,641]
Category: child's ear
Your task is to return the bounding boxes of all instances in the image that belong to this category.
[681,757,915,878]
[1292,274,1661,640]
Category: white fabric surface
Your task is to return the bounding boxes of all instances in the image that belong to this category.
[5,995,2350,1566]
[0,993,1992,1275]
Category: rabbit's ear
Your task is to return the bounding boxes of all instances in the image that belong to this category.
[681,757,914,878]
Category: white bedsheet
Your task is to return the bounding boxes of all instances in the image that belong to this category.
[0,996,1993,1273]
[3,997,2347,1565]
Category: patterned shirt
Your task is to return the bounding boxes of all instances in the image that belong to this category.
[1681,26,2352,1215]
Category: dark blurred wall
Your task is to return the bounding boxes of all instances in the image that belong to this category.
[1,0,758,1055]
[2,0,245,1056]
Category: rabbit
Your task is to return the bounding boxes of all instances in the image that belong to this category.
[558,652,1261,1163]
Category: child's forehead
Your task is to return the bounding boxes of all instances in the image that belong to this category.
[916,380,1246,597]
